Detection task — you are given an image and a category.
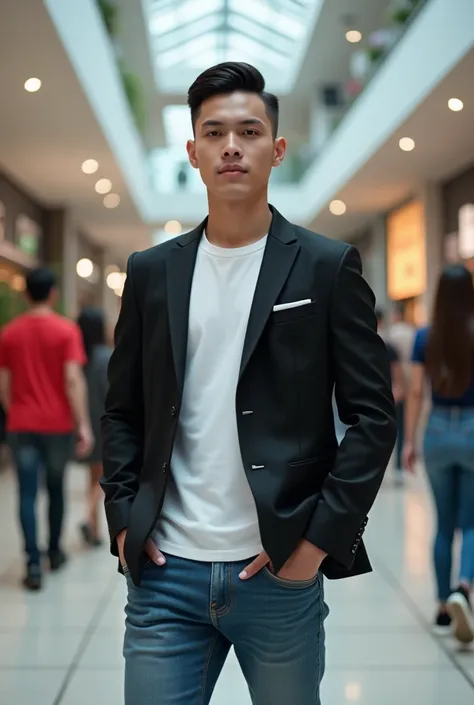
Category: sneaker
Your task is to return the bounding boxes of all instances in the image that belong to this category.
[433,609,452,636]
[48,549,67,572]
[447,587,474,644]
[23,563,42,591]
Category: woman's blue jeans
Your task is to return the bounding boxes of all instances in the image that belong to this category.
[424,407,474,601]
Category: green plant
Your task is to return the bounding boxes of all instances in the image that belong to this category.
[367,46,385,63]
[391,6,413,25]
[120,66,147,134]
[0,283,28,328]
[97,0,119,37]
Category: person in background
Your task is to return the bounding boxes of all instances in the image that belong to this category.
[376,308,405,483]
[77,307,111,547]
[404,264,474,645]
[0,268,93,591]
[387,302,415,476]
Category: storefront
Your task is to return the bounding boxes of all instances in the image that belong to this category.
[386,199,427,326]
[0,173,44,325]
[442,164,474,270]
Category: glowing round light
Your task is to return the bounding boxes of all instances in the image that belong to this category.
[107,271,126,290]
[448,98,464,112]
[329,200,347,216]
[346,30,362,43]
[344,682,362,702]
[103,193,120,209]
[11,275,26,292]
[399,137,415,152]
[76,258,94,278]
[95,178,112,194]
[105,264,120,279]
[164,220,182,235]
[24,77,42,93]
[82,159,99,174]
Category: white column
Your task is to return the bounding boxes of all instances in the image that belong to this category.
[62,216,79,318]
[419,182,444,319]
[364,216,388,308]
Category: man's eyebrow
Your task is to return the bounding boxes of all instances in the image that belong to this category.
[200,118,266,128]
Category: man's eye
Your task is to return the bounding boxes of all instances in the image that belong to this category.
[243,129,258,136]
[206,131,220,137]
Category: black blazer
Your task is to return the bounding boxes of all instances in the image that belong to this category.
[102,207,397,586]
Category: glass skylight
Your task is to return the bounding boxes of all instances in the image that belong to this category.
[146,0,323,94]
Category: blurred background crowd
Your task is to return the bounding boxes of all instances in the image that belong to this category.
[1,1,474,704]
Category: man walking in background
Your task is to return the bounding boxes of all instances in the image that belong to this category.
[102,62,396,704]
[0,268,93,590]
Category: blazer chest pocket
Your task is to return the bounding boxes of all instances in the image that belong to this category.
[271,300,318,324]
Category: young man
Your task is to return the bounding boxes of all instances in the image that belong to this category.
[0,268,93,590]
[102,63,396,705]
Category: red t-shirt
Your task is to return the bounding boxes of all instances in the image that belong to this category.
[0,312,87,433]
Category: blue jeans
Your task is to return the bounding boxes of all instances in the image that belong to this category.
[124,554,328,705]
[424,408,474,601]
[8,432,73,566]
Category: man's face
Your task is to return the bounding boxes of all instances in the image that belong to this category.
[187,91,286,201]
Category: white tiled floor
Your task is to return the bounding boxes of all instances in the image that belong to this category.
[0,463,473,704]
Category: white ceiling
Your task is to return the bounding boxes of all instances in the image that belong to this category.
[0,0,151,256]
[310,47,474,239]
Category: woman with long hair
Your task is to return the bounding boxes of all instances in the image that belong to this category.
[77,307,111,547]
[404,265,474,645]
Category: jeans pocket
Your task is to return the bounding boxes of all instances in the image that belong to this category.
[262,566,319,590]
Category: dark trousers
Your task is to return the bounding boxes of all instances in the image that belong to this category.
[8,432,73,566]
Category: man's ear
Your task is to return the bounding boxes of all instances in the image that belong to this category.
[272,137,287,167]
[187,140,199,169]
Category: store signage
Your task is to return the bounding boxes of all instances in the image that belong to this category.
[387,200,426,301]
[458,203,474,259]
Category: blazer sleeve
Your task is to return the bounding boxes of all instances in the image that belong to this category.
[101,253,144,556]
[305,245,397,568]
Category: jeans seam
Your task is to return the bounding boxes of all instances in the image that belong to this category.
[200,632,218,705]
[315,573,325,692]
[215,562,233,619]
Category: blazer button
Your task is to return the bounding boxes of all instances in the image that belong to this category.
[171,406,177,417]
[162,462,168,474]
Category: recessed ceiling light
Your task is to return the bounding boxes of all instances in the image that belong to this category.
[399,137,415,152]
[103,193,120,209]
[329,200,347,216]
[346,30,362,43]
[82,159,99,174]
[76,258,94,278]
[95,178,112,194]
[24,77,42,93]
[164,220,183,235]
[448,97,464,112]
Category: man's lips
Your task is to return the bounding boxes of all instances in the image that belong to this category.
[218,165,248,174]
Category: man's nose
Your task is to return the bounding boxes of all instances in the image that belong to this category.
[222,136,243,158]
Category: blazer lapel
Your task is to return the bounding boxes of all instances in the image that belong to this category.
[239,207,300,380]
[166,220,206,396]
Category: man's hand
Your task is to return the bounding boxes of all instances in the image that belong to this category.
[76,422,94,459]
[239,540,327,581]
[117,529,166,569]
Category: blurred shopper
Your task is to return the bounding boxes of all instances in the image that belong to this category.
[0,269,93,590]
[404,265,474,644]
[77,307,111,547]
[102,62,396,705]
[387,302,415,476]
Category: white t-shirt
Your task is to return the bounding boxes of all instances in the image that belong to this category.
[153,233,267,561]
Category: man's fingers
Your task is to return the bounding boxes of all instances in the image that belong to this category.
[239,552,269,580]
[145,539,166,566]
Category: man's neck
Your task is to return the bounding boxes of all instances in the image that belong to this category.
[206,194,272,249]
[29,304,53,316]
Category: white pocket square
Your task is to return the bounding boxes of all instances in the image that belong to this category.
[273,299,312,312]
